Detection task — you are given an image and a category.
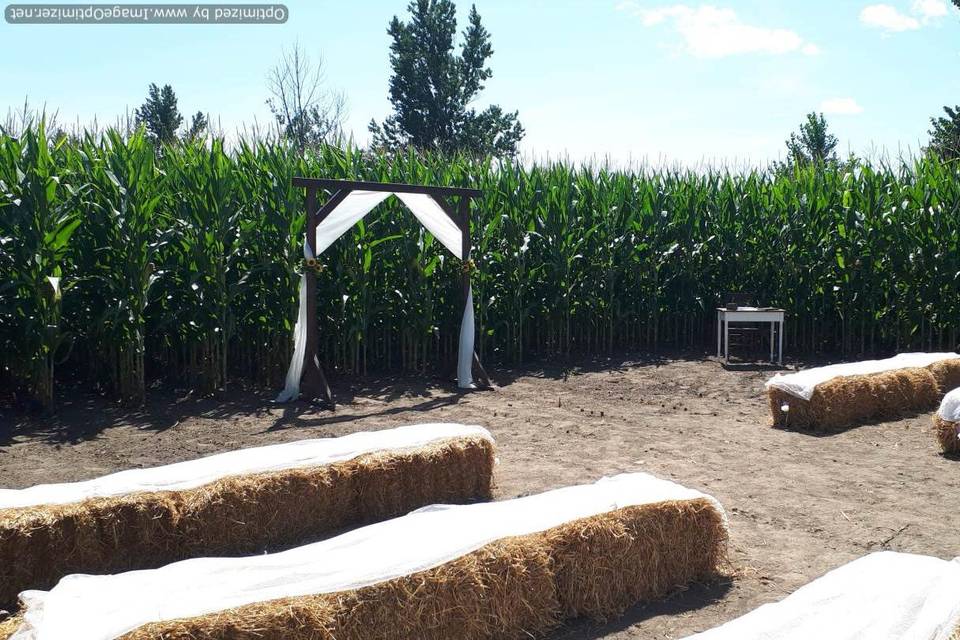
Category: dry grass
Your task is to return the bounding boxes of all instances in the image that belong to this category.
[0,614,21,639]
[934,416,960,456]
[768,358,960,431]
[0,436,495,608]
[113,498,726,640]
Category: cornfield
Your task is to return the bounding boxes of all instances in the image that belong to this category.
[2,125,959,409]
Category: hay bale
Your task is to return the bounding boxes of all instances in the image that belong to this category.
[120,499,726,640]
[0,433,495,608]
[930,358,960,394]
[934,417,960,455]
[0,614,21,640]
[7,474,727,640]
[767,357,960,430]
[935,388,960,455]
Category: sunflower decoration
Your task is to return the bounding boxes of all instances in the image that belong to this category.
[304,257,325,273]
[461,258,477,275]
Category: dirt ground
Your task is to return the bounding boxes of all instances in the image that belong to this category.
[2,353,958,639]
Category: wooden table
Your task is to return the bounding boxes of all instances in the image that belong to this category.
[716,307,785,364]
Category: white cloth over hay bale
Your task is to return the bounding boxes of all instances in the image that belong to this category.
[0,424,495,607]
[8,473,728,640]
[765,352,960,430]
[682,552,960,640]
[935,387,960,455]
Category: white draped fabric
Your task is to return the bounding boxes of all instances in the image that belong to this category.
[275,190,475,402]
[682,552,960,640]
[940,387,960,422]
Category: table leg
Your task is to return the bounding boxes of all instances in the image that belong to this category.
[724,319,729,363]
[716,311,722,358]
[778,319,784,365]
[770,321,774,362]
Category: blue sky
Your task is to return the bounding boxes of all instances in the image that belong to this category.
[2,0,959,166]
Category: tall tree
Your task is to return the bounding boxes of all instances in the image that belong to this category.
[266,44,347,152]
[135,84,183,145]
[785,112,838,166]
[369,0,524,155]
[927,105,960,160]
[185,111,209,142]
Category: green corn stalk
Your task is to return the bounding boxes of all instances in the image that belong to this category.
[69,129,165,404]
[0,123,83,410]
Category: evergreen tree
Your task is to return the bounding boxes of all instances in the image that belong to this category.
[135,84,183,145]
[369,0,524,155]
[927,105,960,160]
[185,111,209,142]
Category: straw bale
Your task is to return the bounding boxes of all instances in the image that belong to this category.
[0,614,21,640]
[934,416,960,456]
[113,498,726,640]
[768,364,946,430]
[930,359,960,394]
[0,435,495,608]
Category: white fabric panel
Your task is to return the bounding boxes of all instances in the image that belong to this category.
[682,552,960,640]
[939,387,960,422]
[765,352,960,401]
[458,285,475,388]
[394,192,465,259]
[313,190,392,255]
[11,473,725,640]
[0,424,492,511]
[274,238,311,402]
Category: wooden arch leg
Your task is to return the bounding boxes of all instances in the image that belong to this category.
[473,351,492,388]
[300,357,333,406]
[300,267,334,408]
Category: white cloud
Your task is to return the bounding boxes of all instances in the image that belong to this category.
[820,97,864,115]
[860,4,920,31]
[912,0,948,19]
[618,3,819,58]
[860,1,950,32]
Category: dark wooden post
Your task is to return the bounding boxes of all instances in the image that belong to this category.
[299,186,341,405]
[458,197,491,387]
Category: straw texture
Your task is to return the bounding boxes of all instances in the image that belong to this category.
[114,497,726,640]
[934,416,960,456]
[768,359,960,430]
[0,614,20,639]
[0,436,495,608]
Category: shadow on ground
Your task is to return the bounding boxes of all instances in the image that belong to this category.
[0,349,766,446]
[548,578,734,640]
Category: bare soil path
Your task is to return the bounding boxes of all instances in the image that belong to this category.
[2,354,957,638]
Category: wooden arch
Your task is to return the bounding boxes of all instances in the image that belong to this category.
[292,177,489,406]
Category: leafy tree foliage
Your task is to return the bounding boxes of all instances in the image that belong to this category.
[369,0,524,155]
[785,112,838,166]
[135,84,183,145]
[135,84,207,145]
[185,111,208,142]
[927,105,960,160]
